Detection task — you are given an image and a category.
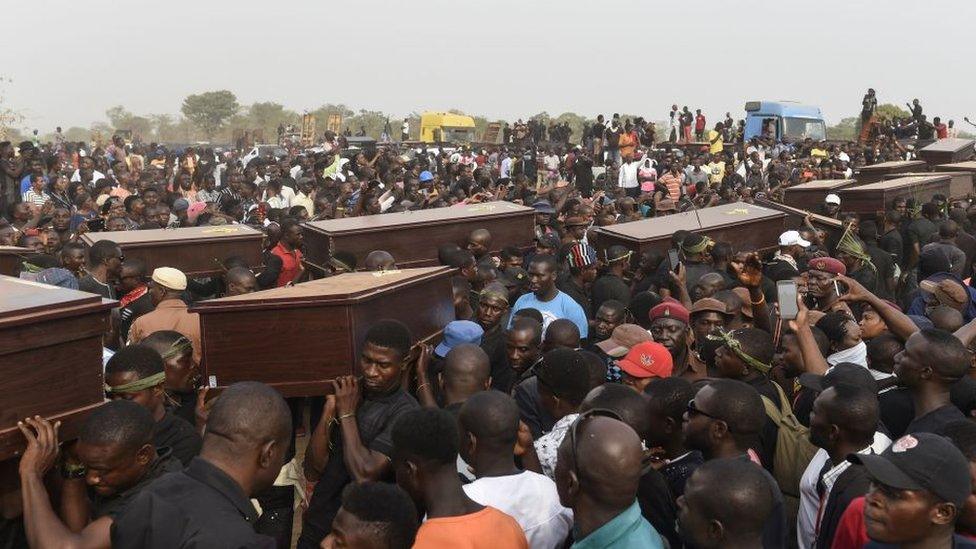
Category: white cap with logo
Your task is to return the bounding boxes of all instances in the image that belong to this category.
[779,230,811,248]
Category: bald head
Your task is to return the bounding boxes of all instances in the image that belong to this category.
[543,318,581,351]
[203,382,291,452]
[581,384,652,441]
[225,266,258,296]
[680,458,774,547]
[459,390,519,448]
[365,250,396,272]
[558,416,644,511]
[442,344,490,399]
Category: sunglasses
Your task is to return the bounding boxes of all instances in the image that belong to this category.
[686,398,724,423]
[568,408,624,480]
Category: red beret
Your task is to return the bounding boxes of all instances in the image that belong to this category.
[807,256,847,276]
[649,299,690,325]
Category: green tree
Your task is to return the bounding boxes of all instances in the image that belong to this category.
[180,90,239,139]
[875,103,910,122]
[826,117,857,140]
[244,102,299,140]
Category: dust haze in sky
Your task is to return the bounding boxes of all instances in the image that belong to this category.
[4,0,975,131]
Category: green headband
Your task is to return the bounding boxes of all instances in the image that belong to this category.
[105,372,166,394]
[707,329,771,375]
[480,289,509,305]
[160,337,192,360]
[682,236,713,254]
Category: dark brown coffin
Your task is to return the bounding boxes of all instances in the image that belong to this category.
[837,174,951,216]
[81,226,264,277]
[782,179,855,210]
[593,201,786,256]
[190,266,455,396]
[917,138,975,166]
[883,172,974,199]
[855,160,927,184]
[0,276,114,460]
[302,202,535,270]
[937,162,976,197]
[0,246,31,277]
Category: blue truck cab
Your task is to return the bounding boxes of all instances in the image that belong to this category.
[743,101,826,142]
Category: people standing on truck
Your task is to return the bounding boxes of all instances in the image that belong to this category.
[669,105,680,143]
[605,116,623,167]
[694,110,707,142]
[680,107,693,143]
[590,115,605,164]
[401,119,409,142]
[906,98,924,122]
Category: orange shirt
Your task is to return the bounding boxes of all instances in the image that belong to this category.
[271,242,303,287]
[413,507,528,549]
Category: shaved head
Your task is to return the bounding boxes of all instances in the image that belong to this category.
[459,390,520,448]
[544,318,581,351]
[204,381,291,451]
[442,344,490,399]
[557,415,644,510]
[365,250,397,272]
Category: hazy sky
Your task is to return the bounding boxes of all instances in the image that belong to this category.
[4,0,975,131]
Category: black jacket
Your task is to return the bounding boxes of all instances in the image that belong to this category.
[816,462,871,549]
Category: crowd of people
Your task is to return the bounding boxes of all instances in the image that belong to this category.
[2,95,976,549]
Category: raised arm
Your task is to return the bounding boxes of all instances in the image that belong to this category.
[836,274,918,341]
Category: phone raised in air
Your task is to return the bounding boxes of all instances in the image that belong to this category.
[777,280,799,320]
[667,249,681,273]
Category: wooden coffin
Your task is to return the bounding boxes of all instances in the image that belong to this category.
[0,276,114,460]
[190,266,455,396]
[81,226,264,277]
[937,162,976,196]
[594,201,786,256]
[0,246,31,277]
[917,138,975,166]
[302,202,535,270]
[837,174,951,216]
[782,179,856,210]
[755,199,844,240]
[855,160,927,184]
[883,172,973,200]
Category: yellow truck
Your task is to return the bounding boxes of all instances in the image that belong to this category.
[419,112,476,143]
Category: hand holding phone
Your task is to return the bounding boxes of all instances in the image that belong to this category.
[777,280,799,320]
[667,249,681,273]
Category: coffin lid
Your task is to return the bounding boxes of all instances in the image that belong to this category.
[81,225,263,247]
[597,201,785,241]
[938,161,976,172]
[785,179,855,191]
[0,246,33,255]
[755,199,844,229]
[919,138,976,155]
[841,174,951,191]
[856,160,927,173]
[191,266,454,312]
[304,201,533,236]
[0,275,114,322]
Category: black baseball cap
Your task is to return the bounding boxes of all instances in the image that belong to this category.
[798,362,878,393]
[849,432,971,507]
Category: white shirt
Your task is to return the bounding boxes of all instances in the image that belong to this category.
[70,169,105,183]
[543,154,560,172]
[534,413,578,479]
[463,471,573,549]
[796,432,891,549]
[618,160,640,189]
[500,157,514,179]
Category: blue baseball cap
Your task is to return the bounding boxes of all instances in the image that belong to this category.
[532,200,555,214]
[435,320,484,357]
[419,170,434,182]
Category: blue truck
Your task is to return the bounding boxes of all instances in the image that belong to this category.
[743,101,826,142]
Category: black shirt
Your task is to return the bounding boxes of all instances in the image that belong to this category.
[299,389,419,547]
[92,449,182,520]
[78,274,116,300]
[764,257,799,283]
[591,273,630,315]
[558,276,591,319]
[110,457,273,548]
[661,450,704,498]
[119,292,153,342]
[879,228,905,269]
[636,466,680,549]
[480,324,514,393]
[905,403,967,435]
[154,411,202,467]
[513,376,556,440]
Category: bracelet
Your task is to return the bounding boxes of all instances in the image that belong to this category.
[338,413,356,421]
[416,382,430,392]
[61,462,87,480]
[751,294,766,306]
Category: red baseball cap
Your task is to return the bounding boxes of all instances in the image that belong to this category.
[616,341,673,379]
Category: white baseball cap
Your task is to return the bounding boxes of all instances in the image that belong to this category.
[825,194,841,205]
[779,230,811,248]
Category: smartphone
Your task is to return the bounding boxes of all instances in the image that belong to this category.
[777,280,799,320]
[667,249,681,273]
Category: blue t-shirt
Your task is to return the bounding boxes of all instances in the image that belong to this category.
[510,290,588,338]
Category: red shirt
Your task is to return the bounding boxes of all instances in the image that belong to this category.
[271,242,303,287]
[830,496,867,549]
[695,114,707,131]
[936,123,949,139]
